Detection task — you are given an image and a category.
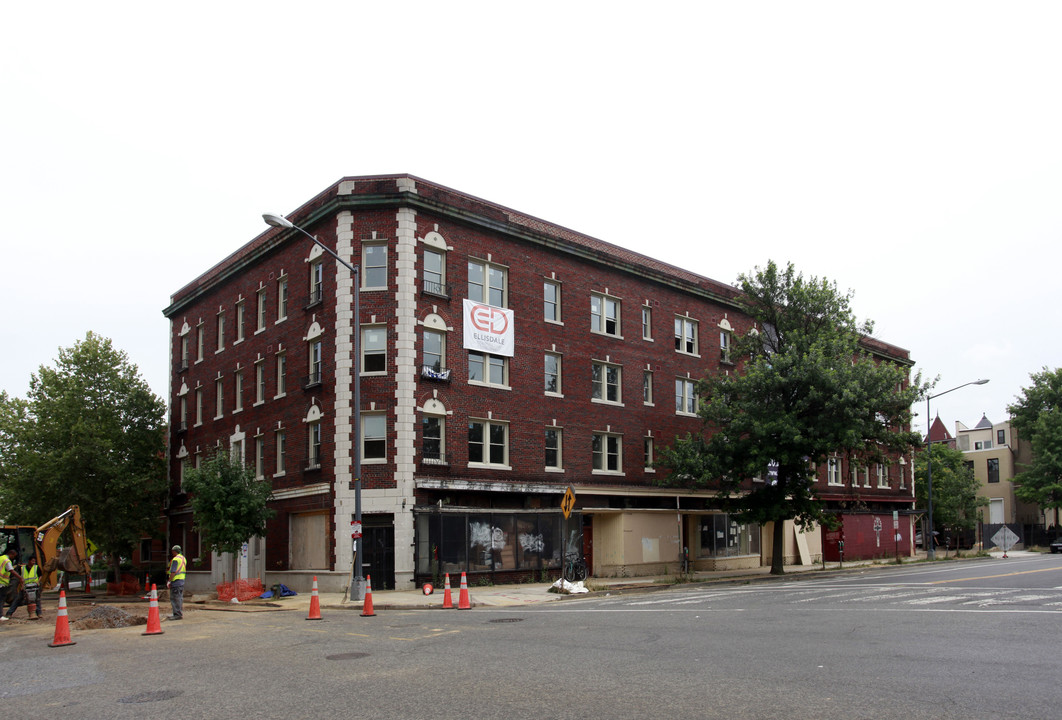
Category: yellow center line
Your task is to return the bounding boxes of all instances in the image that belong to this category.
[928,567,1062,584]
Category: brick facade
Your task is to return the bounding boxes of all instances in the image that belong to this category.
[163,174,916,592]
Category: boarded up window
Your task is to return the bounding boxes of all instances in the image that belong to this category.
[290,512,328,570]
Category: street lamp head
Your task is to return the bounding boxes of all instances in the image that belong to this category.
[263,213,294,229]
[974,379,989,385]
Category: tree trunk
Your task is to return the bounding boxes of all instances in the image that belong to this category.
[771,520,786,575]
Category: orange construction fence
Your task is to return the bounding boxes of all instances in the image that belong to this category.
[216,578,265,602]
[106,574,142,596]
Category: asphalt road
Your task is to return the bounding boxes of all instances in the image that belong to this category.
[3,554,1060,719]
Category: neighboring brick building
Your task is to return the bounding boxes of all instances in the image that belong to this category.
[163,174,917,593]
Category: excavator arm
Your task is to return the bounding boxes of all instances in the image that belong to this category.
[35,505,93,590]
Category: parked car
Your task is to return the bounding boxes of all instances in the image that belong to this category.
[1050,538,1062,554]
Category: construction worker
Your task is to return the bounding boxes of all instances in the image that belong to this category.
[0,546,24,622]
[167,545,186,620]
[21,556,42,619]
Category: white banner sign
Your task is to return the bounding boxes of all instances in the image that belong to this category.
[463,299,514,357]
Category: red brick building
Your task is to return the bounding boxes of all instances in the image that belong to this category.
[163,175,916,592]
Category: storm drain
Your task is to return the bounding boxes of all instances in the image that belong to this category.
[118,690,183,704]
[326,652,370,661]
[488,618,524,624]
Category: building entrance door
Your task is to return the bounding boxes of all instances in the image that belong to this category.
[361,516,395,590]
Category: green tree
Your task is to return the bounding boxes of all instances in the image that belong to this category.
[0,333,167,571]
[657,261,924,574]
[914,442,986,543]
[1008,367,1062,526]
[183,450,274,574]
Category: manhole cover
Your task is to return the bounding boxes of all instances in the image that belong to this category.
[118,690,183,704]
[326,652,370,661]
[488,618,524,624]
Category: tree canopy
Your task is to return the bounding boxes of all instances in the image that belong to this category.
[914,442,986,539]
[0,333,167,566]
[656,261,924,574]
[183,450,274,560]
[1008,367,1062,518]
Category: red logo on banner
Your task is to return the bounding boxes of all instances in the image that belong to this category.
[469,304,509,335]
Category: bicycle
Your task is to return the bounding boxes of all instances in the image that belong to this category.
[564,552,587,582]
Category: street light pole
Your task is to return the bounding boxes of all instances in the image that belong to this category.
[925,378,989,560]
[263,213,364,600]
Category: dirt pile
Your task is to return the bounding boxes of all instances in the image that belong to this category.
[72,605,148,630]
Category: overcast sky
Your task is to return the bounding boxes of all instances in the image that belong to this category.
[3,2,1059,436]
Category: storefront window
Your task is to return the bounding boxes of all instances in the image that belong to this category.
[415,510,571,577]
[698,514,760,558]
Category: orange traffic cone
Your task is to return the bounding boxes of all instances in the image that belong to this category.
[442,573,453,609]
[360,575,376,617]
[458,571,471,610]
[48,590,76,648]
[142,584,164,635]
[307,576,322,620]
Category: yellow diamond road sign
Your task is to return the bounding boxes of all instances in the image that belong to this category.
[561,487,576,519]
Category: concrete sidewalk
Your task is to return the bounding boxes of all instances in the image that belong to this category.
[211,549,999,615]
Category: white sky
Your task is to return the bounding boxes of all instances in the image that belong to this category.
[2,2,1059,436]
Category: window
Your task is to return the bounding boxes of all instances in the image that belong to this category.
[235,302,245,343]
[276,352,287,396]
[850,464,867,487]
[644,436,655,470]
[180,335,189,369]
[642,306,652,340]
[309,260,324,305]
[898,461,906,489]
[675,378,698,415]
[592,433,622,473]
[827,457,841,485]
[234,370,243,412]
[216,312,226,352]
[469,352,508,388]
[422,415,445,462]
[277,276,288,321]
[255,436,265,479]
[987,458,1000,483]
[423,248,447,296]
[545,352,562,395]
[275,430,286,475]
[255,360,266,405]
[700,515,761,558]
[195,388,203,425]
[468,259,507,307]
[423,328,445,374]
[256,288,267,332]
[643,371,654,405]
[544,281,561,323]
[675,316,698,355]
[307,422,322,469]
[363,243,387,289]
[876,464,888,488]
[591,361,622,404]
[362,326,386,374]
[196,323,205,362]
[307,341,322,387]
[468,419,509,467]
[179,396,187,429]
[363,413,387,462]
[590,293,621,337]
[720,330,732,363]
[215,378,224,418]
[997,429,1006,446]
[545,427,563,470]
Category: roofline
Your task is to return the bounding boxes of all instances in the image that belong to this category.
[162,174,912,364]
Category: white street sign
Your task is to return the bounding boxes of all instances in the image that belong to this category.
[991,526,1019,551]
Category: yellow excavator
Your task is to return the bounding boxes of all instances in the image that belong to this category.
[0,505,94,592]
